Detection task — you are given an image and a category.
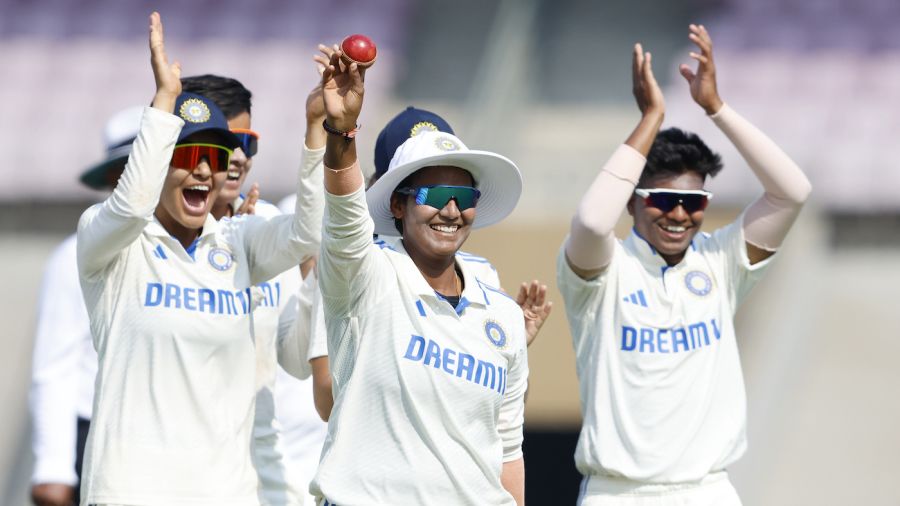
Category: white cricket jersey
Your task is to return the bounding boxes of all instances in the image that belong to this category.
[29,233,97,485]
[558,221,773,483]
[306,234,503,361]
[76,107,322,506]
[269,148,330,506]
[242,198,307,506]
[312,185,528,506]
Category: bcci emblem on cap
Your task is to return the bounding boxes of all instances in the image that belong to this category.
[434,135,460,152]
[410,121,439,137]
[180,98,211,124]
[208,247,234,272]
[484,320,507,349]
[684,270,713,296]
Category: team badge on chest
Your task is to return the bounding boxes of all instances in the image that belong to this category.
[484,320,508,349]
[684,270,713,296]
[208,247,234,272]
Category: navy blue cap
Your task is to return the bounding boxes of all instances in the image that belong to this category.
[373,106,454,181]
[174,92,241,148]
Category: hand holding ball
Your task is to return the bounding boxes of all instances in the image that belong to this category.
[340,34,377,68]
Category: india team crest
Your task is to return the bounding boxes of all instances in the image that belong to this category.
[410,121,439,137]
[684,270,712,296]
[434,136,460,152]
[484,320,507,349]
[179,98,211,123]
[208,247,234,272]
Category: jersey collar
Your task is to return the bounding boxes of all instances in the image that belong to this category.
[145,213,220,240]
[390,239,489,311]
[625,227,699,275]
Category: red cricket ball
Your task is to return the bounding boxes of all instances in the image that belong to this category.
[340,34,377,68]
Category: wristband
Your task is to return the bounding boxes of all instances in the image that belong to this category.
[322,120,360,141]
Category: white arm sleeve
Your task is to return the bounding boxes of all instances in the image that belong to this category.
[498,325,529,462]
[710,104,812,251]
[76,107,183,280]
[319,170,377,314]
[276,269,314,380]
[241,145,325,285]
[566,144,645,271]
[307,277,329,362]
[29,237,86,485]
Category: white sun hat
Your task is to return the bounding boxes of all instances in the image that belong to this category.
[365,131,523,236]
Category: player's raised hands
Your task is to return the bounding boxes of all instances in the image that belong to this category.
[516,281,553,347]
[306,44,335,125]
[149,12,181,112]
[679,24,724,115]
[321,47,365,133]
[632,43,665,119]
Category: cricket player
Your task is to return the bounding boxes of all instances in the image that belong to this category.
[76,13,322,505]
[558,25,811,504]
[288,103,552,422]
[29,107,142,506]
[181,73,326,506]
[311,48,528,505]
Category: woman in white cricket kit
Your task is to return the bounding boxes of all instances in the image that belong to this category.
[293,102,552,423]
[76,13,321,506]
[310,50,529,505]
[558,25,811,505]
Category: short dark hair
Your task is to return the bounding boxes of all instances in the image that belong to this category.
[640,128,723,187]
[180,74,252,119]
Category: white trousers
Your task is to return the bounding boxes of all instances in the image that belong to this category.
[577,471,742,506]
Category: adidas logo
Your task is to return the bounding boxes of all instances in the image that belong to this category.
[152,244,168,260]
[623,289,648,307]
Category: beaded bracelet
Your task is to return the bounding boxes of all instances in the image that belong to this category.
[322,119,360,141]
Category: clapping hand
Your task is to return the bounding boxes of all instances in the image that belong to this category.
[631,42,665,119]
[679,24,724,115]
[149,12,181,112]
[516,281,553,347]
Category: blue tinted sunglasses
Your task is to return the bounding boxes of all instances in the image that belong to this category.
[231,128,259,157]
[395,185,482,211]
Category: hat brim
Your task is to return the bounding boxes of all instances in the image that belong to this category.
[365,150,522,236]
[79,145,131,190]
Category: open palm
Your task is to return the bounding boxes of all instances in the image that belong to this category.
[321,50,364,132]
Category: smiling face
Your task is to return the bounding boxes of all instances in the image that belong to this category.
[217,110,253,206]
[627,170,706,266]
[155,131,230,240]
[390,166,476,263]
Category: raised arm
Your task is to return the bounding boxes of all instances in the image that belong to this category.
[239,51,339,285]
[77,12,183,279]
[565,43,664,280]
[318,46,379,295]
[679,24,811,264]
[322,49,364,194]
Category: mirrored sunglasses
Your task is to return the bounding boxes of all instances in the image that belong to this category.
[171,143,233,173]
[231,128,259,158]
[635,188,713,213]
[395,185,482,211]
